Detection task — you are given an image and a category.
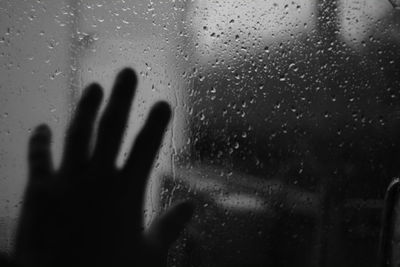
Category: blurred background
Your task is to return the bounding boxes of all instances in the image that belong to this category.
[1,0,400,266]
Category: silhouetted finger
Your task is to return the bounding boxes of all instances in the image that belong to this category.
[122,102,171,199]
[61,83,103,171]
[92,68,137,169]
[146,201,194,249]
[28,124,53,180]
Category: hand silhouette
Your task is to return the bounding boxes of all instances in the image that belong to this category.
[14,68,193,266]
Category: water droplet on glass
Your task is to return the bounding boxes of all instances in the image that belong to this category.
[388,0,400,9]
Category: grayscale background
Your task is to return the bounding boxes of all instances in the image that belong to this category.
[1,1,400,266]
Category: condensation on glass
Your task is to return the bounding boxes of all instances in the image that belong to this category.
[0,1,399,266]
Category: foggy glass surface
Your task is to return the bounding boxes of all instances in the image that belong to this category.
[1,0,400,266]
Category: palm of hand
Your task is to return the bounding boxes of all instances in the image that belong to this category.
[15,69,193,266]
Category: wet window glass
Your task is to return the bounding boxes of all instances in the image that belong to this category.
[1,1,400,266]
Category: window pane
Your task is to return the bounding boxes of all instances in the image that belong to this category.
[164,1,400,266]
[0,1,399,266]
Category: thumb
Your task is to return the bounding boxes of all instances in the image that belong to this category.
[146,201,194,249]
